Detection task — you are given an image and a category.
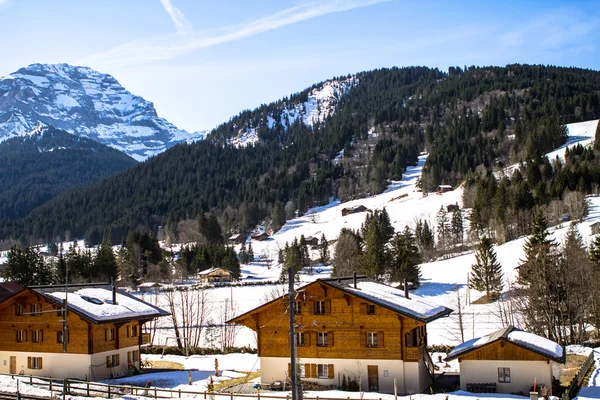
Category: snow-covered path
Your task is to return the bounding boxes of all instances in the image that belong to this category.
[576,349,600,400]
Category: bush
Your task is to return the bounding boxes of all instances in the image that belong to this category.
[141,345,257,356]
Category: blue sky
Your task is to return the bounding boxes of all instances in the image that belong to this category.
[0,0,598,132]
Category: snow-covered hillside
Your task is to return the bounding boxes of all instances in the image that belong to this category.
[228,77,357,147]
[0,63,207,160]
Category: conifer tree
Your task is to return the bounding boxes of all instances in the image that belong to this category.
[589,234,600,264]
[238,242,248,264]
[319,233,330,265]
[594,120,600,151]
[389,226,421,287]
[451,209,464,246]
[519,209,554,284]
[436,206,449,253]
[93,240,118,281]
[332,228,362,277]
[361,217,387,280]
[247,242,254,263]
[272,200,286,233]
[469,236,503,300]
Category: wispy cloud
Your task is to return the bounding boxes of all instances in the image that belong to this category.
[78,0,390,69]
[159,0,192,35]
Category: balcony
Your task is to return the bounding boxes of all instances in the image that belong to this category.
[141,333,151,345]
[405,345,424,362]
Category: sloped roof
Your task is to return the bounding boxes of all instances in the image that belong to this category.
[445,325,564,363]
[198,267,231,275]
[0,282,25,303]
[322,276,452,322]
[32,284,169,324]
[228,275,452,325]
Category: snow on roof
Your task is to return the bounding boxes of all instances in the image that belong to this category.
[138,282,161,288]
[34,285,168,323]
[198,267,230,275]
[446,326,563,362]
[324,277,452,322]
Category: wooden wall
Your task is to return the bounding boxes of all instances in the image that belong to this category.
[0,290,145,355]
[236,282,425,360]
[458,340,550,362]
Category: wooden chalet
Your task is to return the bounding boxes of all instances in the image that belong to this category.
[228,233,245,245]
[436,185,454,193]
[305,234,320,248]
[137,282,162,293]
[198,267,232,284]
[228,275,452,394]
[0,282,169,381]
[251,232,270,241]
[341,205,369,216]
[445,326,564,395]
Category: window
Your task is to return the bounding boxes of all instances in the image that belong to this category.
[57,331,68,344]
[294,301,302,314]
[367,332,378,348]
[317,332,328,347]
[498,367,511,383]
[106,354,120,368]
[299,364,306,378]
[130,325,138,337]
[32,330,42,343]
[317,364,329,378]
[315,301,326,315]
[106,328,115,341]
[296,332,305,346]
[132,350,139,362]
[28,357,42,370]
[16,330,26,342]
[367,304,375,315]
[30,303,42,316]
[15,304,23,316]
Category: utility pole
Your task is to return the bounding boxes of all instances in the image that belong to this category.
[62,261,69,353]
[288,267,298,400]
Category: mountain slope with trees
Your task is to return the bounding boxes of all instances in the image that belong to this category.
[2,64,600,247]
[0,126,136,221]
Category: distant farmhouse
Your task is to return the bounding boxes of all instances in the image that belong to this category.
[445,326,564,395]
[198,267,232,284]
[437,185,454,193]
[228,275,452,394]
[0,282,168,380]
[228,233,245,245]
[341,205,370,216]
[251,232,270,241]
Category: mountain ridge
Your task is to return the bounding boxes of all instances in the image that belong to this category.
[0,63,207,160]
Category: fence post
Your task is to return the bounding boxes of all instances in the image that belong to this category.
[87,382,90,397]
[155,387,158,399]
[179,389,181,398]
[30,375,32,384]
[50,378,53,392]
[108,384,111,398]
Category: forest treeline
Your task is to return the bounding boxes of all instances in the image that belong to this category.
[2,64,600,248]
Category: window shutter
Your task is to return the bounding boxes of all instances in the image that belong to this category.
[25,330,28,341]
[116,354,120,366]
[311,364,317,378]
[310,301,315,314]
[106,356,110,367]
[328,364,334,379]
[128,352,131,363]
[325,299,331,314]
[328,331,334,346]
[105,329,108,341]
[306,331,311,346]
[39,358,42,369]
[40,330,44,343]
[378,331,384,347]
[288,363,291,377]
[27,357,31,369]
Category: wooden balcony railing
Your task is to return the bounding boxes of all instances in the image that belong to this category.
[405,345,424,361]
[141,333,151,345]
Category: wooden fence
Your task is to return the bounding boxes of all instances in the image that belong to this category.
[0,373,387,400]
[562,350,596,400]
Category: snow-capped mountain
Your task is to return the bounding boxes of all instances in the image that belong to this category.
[0,63,207,161]
[228,76,357,147]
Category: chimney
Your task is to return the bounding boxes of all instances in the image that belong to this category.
[112,285,117,305]
[353,272,357,289]
[404,279,409,299]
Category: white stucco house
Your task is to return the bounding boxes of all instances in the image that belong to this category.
[445,326,564,395]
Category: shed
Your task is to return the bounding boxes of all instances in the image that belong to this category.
[198,267,232,284]
[591,222,600,235]
[437,185,454,193]
[228,233,245,245]
[445,326,564,395]
[137,282,161,293]
[251,232,269,241]
[341,205,369,216]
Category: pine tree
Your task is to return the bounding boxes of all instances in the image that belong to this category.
[451,209,464,246]
[436,206,449,253]
[238,242,248,264]
[272,200,286,233]
[594,120,600,151]
[519,209,555,284]
[389,226,421,287]
[469,236,503,300]
[361,217,387,280]
[319,233,330,265]
[589,234,600,263]
[93,240,118,281]
[247,242,254,263]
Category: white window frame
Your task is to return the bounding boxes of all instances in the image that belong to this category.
[317,364,329,378]
[296,332,305,346]
[498,367,511,383]
[16,330,25,342]
[15,304,23,316]
[317,332,328,347]
[299,364,306,378]
[367,332,378,347]
[32,330,42,343]
[315,301,326,314]
[29,357,42,369]
[294,301,302,314]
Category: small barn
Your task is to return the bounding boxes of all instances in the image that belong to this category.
[251,232,269,241]
[198,267,232,284]
[447,204,460,213]
[591,222,600,235]
[305,234,320,247]
[228,233,245,245]
[341,205,369,216]
[445,326,564,395]
[437,185,454,193]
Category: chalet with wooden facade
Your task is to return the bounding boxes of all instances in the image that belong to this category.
[341,205,369,216]
[0,282,168,381]
[445,326,564,395]
[198,267,232,284]
[251,232,270,241]
[228,276,452,394]
[228,233,245,245]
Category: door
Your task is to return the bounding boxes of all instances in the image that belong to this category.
[367,365,379,392]
[9,356,16,374]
